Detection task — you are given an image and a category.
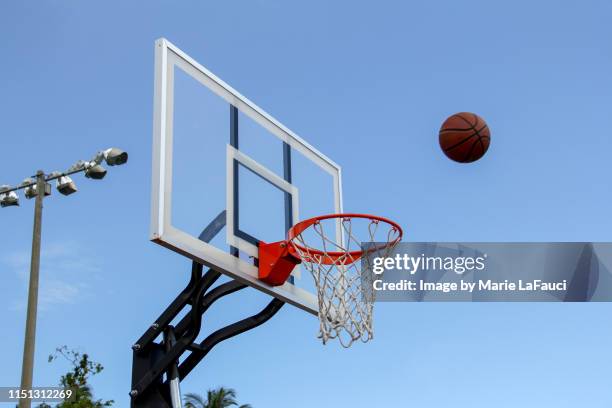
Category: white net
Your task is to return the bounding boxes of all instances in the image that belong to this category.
[289,216,401,347]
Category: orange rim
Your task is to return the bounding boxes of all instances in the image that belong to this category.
[286,213,403,265]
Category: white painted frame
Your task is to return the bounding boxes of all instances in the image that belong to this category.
[226,145,300,258]
[150,38,343,315]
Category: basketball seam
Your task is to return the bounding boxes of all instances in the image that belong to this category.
[471,113,480,128]
[462,122,487,162]
[456,114,477,128]
[463,138,481,162]
[478,138,485,157]
[468,134,487,162]
[444,132,478,153]
[442,124,488,152]
[439,127,475,133]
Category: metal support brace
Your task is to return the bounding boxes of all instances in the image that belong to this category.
[178,298,284,380]
[130,210,285,407]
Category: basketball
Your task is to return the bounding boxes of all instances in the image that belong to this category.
[439,112,490,163]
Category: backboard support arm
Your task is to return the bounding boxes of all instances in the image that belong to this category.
[130,211,285,407]
[178,297,284,380]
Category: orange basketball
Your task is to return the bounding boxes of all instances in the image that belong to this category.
[439,112,490,163]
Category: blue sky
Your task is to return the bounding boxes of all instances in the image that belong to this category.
[1,1,612,407]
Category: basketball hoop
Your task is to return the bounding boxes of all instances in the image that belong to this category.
[258,214,403,347]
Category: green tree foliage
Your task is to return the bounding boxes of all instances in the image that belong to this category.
[184,387,251,408]
[36,346,114,408]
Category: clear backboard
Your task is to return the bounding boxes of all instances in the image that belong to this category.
[150,38,342,315]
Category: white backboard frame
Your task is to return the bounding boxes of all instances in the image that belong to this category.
[150,38,343,315]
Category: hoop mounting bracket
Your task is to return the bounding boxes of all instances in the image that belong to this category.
[258,241,301,286]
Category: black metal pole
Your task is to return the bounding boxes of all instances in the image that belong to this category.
[18,170,45,408]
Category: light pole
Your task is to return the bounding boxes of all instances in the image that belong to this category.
[0,148,128,408]
[20,170,45,408]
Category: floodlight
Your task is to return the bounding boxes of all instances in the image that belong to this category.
[0,185,19,207]
[103,148,128,166]
[23,178,51,199]
[85,164,107,180]
[23,178,37,199]
[57,175,78,195]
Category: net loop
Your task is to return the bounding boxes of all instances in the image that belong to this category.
[287,214,402,347]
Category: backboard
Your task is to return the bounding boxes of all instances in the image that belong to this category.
[150,38,342,315]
